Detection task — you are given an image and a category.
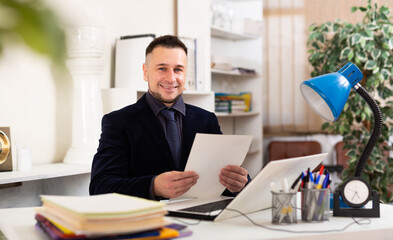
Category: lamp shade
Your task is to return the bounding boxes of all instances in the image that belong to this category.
[300,62,363,122]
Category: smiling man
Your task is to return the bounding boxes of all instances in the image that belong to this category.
[89,35,249,200]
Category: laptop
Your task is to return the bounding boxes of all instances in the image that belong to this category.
[165,153,328,222]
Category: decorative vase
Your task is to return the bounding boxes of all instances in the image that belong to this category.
[63,25,105,165]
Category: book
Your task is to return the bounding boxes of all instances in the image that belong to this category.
[35,193,169,236]
[35,213,181,240]
[215,92,252,112]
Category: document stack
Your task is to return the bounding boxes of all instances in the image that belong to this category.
[215,92,251,113]
[35,193,179,240]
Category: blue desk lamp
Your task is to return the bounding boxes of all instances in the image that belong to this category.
[300,62,381,217]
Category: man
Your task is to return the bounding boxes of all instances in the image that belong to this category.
[90,35,249,200]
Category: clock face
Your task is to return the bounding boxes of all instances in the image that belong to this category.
[342,178,370,207]
[0,131,10,164]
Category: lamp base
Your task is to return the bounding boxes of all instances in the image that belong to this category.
[333,191,380,218]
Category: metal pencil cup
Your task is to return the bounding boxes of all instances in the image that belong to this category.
[301,188,330,222]
[271,191,297,224]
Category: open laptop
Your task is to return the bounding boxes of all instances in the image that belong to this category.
[165,153,327,222]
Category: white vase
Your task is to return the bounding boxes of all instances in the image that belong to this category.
[63,25,105,165]
[66,25,105,58]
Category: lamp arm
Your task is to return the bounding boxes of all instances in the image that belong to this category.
[353,84,383,177]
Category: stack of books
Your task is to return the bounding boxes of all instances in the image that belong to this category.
[215,92,252,113]
[35,193,182,239]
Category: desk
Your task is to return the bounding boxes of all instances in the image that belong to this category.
[1,205,393,240]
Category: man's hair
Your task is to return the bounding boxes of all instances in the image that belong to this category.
[145,35,188,57]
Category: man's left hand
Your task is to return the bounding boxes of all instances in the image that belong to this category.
[219,165,248,193]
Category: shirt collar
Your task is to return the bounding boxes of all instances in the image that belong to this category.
[145,91,186,116]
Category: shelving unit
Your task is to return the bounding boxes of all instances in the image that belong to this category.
[0,163,90,185]
[215,111,260,117]
[211,25,260,40]
[211,68,258,77]
[210,0,263,177]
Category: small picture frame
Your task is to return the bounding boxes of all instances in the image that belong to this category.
[0,126,12,171]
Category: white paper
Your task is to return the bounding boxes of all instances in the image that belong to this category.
[176,134,252,199]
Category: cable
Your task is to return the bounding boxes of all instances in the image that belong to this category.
[224,208,371,234]
[172,207,372,234]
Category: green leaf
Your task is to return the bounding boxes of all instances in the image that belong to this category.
[364,60,377,69]
[0,0,66,66]
[375,163,385,173]
[365,22,379,30]
[351,6,358,13]
[359,7,367,12]
[379,6,390,16]
[389,37,393,50]
[340,47,353,60]
[371,48,381,59]
[381,50,390,59]
[360,30,374,40]
[348,50,354,60]
[381,68,391,79]
[321,122,330,130]
[351,33,362,46]
[356,51,367,62]
[382,24,393,37]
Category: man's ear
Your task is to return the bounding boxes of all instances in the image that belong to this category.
[142,63,148,82]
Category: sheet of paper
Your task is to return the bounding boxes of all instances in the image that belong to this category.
[176,134,252,199]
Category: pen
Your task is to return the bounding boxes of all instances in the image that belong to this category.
[305,168,310,189]
[309,171,314,188]
[290,172,303,191]
[322,171,330,189]
[314,165,325,184]
[280,178,294,223]
[281,178,289,193]
[316,175,326,189]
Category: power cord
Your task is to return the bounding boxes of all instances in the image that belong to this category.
[172,207,372,234]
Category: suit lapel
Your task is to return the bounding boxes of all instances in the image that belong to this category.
[181,106,198,170]
[134,96,175,169]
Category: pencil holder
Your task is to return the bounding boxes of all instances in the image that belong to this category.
[301,188,330,222]
[271,191,297,224]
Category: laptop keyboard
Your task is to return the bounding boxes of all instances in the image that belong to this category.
[179,199,233,213]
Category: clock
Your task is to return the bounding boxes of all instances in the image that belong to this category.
[0,130,10,164]
[341,177,371,208]
[0,127,13,171]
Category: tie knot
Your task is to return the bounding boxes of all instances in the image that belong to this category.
[161,109,176,121]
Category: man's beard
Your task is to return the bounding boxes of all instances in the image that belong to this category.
[149,89,182,105]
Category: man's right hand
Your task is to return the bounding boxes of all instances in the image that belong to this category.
[153,171,199,198]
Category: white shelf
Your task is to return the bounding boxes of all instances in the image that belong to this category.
[183,90,213,95]
[215,111,260,117]
[211,26,260,40]
[211,68,257,77]
[0,163,91,185]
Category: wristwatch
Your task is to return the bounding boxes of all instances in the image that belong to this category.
[341,177,371,208]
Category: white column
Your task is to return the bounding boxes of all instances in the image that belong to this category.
[63,26,105,164]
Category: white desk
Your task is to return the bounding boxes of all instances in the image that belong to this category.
[1,205,393,240]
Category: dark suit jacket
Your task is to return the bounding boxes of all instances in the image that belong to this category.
[89,94,222,199]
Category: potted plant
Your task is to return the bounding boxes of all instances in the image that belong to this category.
[0,0,66,66]
[307,0,393,203]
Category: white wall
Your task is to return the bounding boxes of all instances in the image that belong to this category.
[0,0,176,166]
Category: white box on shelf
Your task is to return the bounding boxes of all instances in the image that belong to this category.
[115,34,155,91]
[179,37,197,91]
